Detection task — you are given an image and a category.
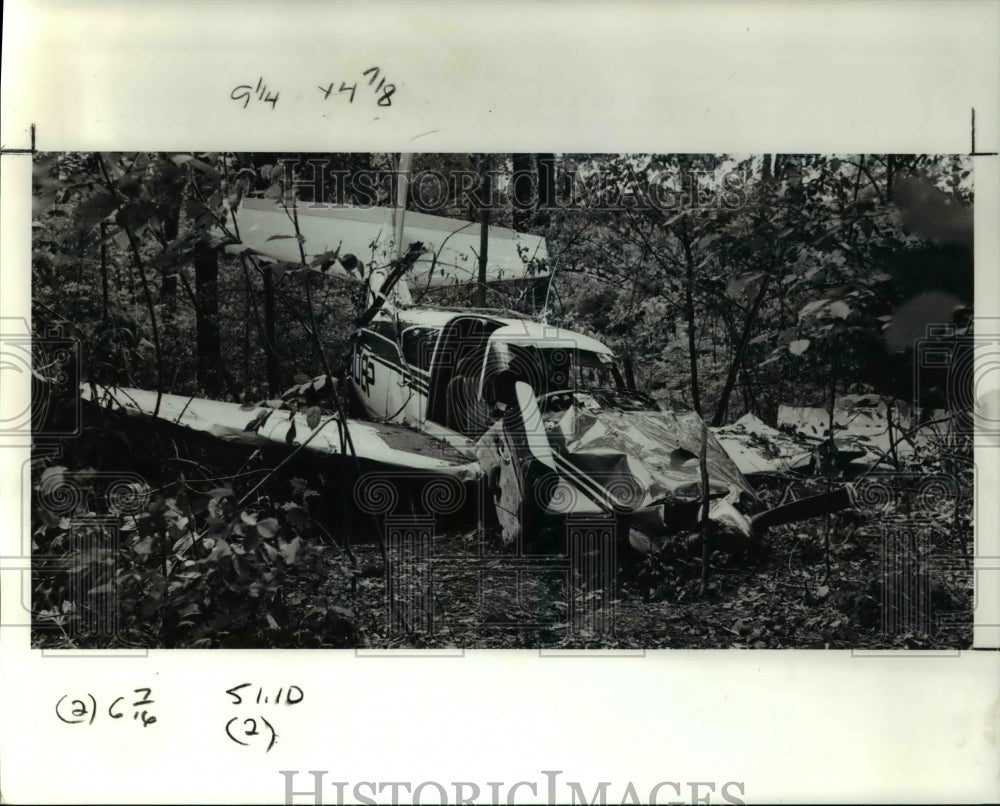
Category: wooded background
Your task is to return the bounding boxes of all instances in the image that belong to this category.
[32,152,973,424]
[30,152,975,650]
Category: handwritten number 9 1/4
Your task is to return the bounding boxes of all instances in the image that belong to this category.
[231,78,279,109]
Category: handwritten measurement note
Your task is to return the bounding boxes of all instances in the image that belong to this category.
[53,682,306,751]
[54,687,157,728]
[231,66,397,111]
[224,682,305,752]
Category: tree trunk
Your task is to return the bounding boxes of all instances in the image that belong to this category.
[100,222,110,321]
[711,273,772,426]
[262,266,280,395]
[193,245,223,394]
[160,206,179,297]
[511,153,534,232]
[537,154,556,212]
[681,234,702,417]
[474,154,491,307]
[622,353,637,390]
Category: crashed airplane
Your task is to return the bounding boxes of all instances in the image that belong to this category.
[84,193,854,560]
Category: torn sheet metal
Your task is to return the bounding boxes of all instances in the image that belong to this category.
[777,394,951,468]
[712,413,814,475]
[546,399,755,507]
[82,385,481,481]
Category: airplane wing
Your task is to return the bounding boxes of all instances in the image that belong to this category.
[228,198,549,288]
[81,385,481,481]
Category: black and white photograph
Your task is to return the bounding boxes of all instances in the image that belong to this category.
[29,151,977,650]
[3,2,999,805]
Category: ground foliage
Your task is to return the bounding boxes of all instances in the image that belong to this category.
[31,151,975,649]
[32,406,972,650]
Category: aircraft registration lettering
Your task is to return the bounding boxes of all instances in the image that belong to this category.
[356,352,376,395]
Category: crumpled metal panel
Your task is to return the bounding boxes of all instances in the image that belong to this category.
[552,405,755,507]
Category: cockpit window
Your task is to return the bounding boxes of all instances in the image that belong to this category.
[401,326,441,372]
[492,342,624,398]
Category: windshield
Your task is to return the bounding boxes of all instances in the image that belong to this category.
[490,342,624,397]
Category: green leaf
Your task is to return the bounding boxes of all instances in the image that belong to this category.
[74,193,120,229]
[798,299,829,320]
[305,406,322,430]
[257,518,280,539]
[726,272,763,299]
[117,177,142,198]
[310,250,343,269]
[789,339,810,356]
[282,505,309,529]
[208,538,233,562]
[827,300,851,319]
[115,201,156,235]
[184,199,212,224]
[171,154,219,179]
[279,536,302,565]
[172,533,194,553]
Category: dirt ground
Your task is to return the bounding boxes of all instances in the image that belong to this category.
[286,512,973,651]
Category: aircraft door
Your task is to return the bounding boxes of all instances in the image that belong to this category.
[352,322,408,421]
[426,317,498,433]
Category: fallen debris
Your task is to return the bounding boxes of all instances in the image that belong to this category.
[713,413,813,475]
